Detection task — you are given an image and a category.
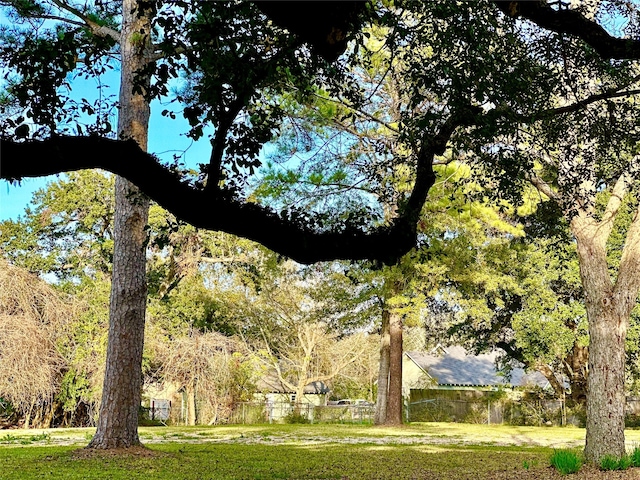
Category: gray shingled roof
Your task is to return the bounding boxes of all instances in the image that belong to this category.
[405,346,549,388]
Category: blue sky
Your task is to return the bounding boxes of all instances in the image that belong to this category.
[0,111,211,221]
[0,74,212,221]
[0,3,217,221]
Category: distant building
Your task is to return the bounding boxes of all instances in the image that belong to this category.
[254,374,330,422]
[403,345,554,424]
[403,345,549,394]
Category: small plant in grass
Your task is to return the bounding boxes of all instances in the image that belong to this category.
[522,459,538,470]
[0,432,50,445]
[619,455,633,470]
[0,434,18,444]
[600,454,633,471]
[28,432,50,443]
[550,449,582,475]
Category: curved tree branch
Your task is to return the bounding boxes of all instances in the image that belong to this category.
[526,171,562,204]
[1,130,450,264]
[49,0,120,43]
[493,1,640,60]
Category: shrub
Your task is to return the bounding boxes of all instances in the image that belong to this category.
[600,454,632,471]
[550,449,582,475]
[630,446,640,467]
[625,414,640,428]
[284,411,310,424]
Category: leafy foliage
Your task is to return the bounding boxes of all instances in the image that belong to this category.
[0,171,115,280]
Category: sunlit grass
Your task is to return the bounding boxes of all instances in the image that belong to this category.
[0,422,633,448]
[3,423,640,479]
[0,443,552,480]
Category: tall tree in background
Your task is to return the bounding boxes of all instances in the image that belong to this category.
[221,260,370,404]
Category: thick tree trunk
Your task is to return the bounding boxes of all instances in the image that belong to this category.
[573,214,636,463]
[88,177,149,449]
[88,0,152,450]
[584,304,627,462]
[374,309,391,425]
[385,311,404,425]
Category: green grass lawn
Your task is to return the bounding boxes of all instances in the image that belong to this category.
[1,423,640,479]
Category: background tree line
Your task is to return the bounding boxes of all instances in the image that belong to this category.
[1,162,637,429]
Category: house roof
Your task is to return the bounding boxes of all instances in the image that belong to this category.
[405,346,549,389]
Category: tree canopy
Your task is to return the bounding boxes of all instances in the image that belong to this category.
[4,1,639,264]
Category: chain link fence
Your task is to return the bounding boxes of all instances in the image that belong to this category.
[407,396,570,425]
[229,402,374,424]
[141,395,640,427]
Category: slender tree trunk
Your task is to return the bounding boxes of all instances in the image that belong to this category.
[567,344,588,406]
[23,402,33,430]
[88,0,152,450]
[374,309,391,425]
[385,310,404,425]
[294,382,307,415]
[186,384,197,426]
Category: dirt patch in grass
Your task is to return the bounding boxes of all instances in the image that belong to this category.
[490,464,640,480]
[71,445,166,459]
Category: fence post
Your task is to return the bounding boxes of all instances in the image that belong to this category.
[487,400,490,425]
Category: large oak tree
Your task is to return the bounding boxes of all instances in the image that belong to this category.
[3,0,640,462]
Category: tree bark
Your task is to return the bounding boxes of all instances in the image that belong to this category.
[572,212,638,463]
[186,384,197,426]
[88,0,152,450]
[374,309,391,425]
[385,310,404,425]
[584,303,627,462]
[566,344,588,405]
[536,363,566,399]
[527,171,640,464]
